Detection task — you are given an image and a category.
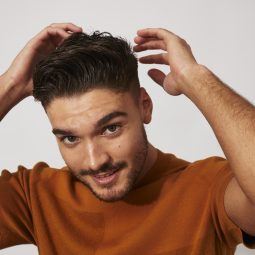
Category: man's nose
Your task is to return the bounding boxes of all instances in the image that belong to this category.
[85,142,111,172]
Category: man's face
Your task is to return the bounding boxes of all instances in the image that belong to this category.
[46,88,152,202]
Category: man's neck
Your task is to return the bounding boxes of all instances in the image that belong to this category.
[135,143,158,185]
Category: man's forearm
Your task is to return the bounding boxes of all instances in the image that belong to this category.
[0,73,27,121]
[181,65,255,204]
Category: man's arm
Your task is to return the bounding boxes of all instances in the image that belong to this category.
[181,65,255,237]
[133,28,255,236]
[0,23,83,121]
[0,74,20,120]
[0,23,83,249]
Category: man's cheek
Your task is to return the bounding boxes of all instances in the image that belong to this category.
[60,149,78,167]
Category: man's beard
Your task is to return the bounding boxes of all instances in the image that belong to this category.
[69,124,149,203]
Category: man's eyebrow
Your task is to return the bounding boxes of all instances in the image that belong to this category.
[52,111,128,136]
[52,129,74,136]
[96,111,128,127]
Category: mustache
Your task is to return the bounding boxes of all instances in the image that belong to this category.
[78,161,127,176]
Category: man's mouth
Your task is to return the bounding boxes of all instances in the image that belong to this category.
[92,168,121,186]
[93,168,118,178]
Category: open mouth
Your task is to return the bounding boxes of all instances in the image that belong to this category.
[93,168,119,178]
[92,168,120,185]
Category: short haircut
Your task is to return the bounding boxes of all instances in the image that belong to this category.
[33,31,140,108]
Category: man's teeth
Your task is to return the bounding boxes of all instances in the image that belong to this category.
[96,170,116,177]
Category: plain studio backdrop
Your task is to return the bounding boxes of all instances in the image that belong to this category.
[0,0,254,254]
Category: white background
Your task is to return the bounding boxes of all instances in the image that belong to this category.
[0,0,254,254]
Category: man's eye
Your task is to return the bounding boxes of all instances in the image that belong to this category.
[60,136,79,145]
[103,124,121,135]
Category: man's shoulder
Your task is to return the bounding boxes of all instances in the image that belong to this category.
[190,155,227,168]
[1,161,72,184]
[159,150,229,182]
[181,155,231,185]
[160,149,228,177]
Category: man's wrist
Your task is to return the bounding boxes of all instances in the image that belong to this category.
[0,73,29,121]
[0,72,29,102]
[178,64,212,98]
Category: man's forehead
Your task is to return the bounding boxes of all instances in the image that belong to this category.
[46,89,133,125]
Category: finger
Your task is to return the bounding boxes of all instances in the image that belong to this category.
[49,22,83,33]
[147,68,166,86]
[134,36,157,44]
[47,27,72,47]
[30,26,69,45]
[28,26,72,55]
[137,28,174,40]
[139,53,169,65]
[133,40,166,52]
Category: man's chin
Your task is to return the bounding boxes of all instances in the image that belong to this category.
[88,183,131,203]
[74,174,127,202]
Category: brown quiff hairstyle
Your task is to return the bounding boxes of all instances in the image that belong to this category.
[33,31,140,108]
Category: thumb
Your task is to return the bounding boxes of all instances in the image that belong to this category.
[147,68,166,87]
[162,73,182,96]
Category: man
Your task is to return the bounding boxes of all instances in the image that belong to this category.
[0,22,255,254]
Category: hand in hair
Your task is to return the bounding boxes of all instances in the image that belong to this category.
[1,23,83,99]
[133,27,201,96]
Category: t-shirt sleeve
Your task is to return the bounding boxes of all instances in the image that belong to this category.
[209,157,255,249]
[0,166,36,249]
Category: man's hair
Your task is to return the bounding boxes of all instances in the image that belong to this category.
[33,31,140,108]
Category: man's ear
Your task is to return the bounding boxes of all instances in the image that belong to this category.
[139,87,153,124]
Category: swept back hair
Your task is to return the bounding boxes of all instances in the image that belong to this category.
[33,31,140,108]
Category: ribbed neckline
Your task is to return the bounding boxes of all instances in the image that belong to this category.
[134,148,191,189]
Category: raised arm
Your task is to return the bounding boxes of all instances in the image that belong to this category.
[134,27,255,237]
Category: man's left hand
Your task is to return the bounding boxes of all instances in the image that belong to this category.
[133,27,200,96]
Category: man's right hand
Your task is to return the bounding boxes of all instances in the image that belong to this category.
[2,23,82,98]
[0,23,82,120]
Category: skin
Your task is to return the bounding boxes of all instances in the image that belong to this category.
[46,88,158,202]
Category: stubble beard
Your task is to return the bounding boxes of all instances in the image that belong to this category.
[73,124,149,203]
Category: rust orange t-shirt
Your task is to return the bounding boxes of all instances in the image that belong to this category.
[1,148,255,254]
